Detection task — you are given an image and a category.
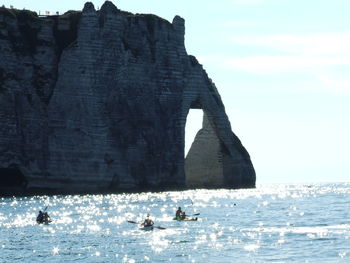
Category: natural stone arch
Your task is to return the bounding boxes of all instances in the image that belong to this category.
[0,1,255,195]
[180,58,256,188]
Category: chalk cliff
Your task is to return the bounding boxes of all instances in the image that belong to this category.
[0,2,255,195]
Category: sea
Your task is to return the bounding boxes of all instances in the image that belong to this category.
[1,183,350,263]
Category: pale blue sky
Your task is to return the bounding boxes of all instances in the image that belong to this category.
[3,0,350,184]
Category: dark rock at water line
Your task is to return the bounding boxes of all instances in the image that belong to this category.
[0,2,255,195]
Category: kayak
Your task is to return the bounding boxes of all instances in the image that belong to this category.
[37,219,52,225]
[173,217,198,221]
[139,225,154,231]
[127,220,165,230]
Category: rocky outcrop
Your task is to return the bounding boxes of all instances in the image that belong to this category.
[0,2,255,195]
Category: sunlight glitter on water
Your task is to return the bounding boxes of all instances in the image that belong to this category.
[1,183,350,262]
[52,246,59,255]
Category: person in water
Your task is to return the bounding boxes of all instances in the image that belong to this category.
[141,214,154,227]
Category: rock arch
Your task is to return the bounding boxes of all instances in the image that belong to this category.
[0,2,255,194]
[181,58,255,188]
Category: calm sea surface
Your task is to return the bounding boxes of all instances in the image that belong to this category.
[1,183,350,263]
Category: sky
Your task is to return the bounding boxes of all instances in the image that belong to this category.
[2,0,350,184]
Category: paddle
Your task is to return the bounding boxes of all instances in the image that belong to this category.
[127,220,140,224]
[154,226,166,230]
[127,220,166,230]
[183,212,200,217]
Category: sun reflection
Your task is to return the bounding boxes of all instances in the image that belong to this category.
[244,244,260,251]
[87,224,101,232]
[122,254,136,263]
[52,246,59,255]
[277,239,285,244]
[209,233,216,241]
[1,184,350,262]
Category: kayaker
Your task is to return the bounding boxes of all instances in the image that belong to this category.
[36,210,51,224]
[141,214,154,227]
[43,212,51,223]
[175,207,183,219]
[36,210,44,224]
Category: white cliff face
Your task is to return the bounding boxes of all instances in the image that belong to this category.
[0,2,255,195]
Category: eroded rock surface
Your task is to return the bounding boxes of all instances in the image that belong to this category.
[0,2,255,195]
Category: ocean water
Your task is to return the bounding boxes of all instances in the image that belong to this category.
[1,183,350,263]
